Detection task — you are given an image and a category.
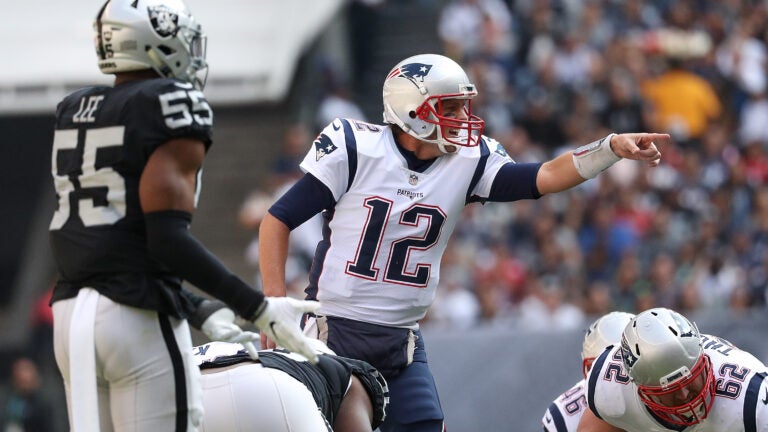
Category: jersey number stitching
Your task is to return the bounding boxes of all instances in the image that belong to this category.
[345,197,446,287]
[715,362,749,399]
[50,126,126,229]
[159,84,212,129]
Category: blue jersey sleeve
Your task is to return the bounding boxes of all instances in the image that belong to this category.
[268,173,335,230]
[487,162,543,202]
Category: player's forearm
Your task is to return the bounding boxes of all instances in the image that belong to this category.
[536,150,587,194]
[144,210,265,319]
[258,212,291,297]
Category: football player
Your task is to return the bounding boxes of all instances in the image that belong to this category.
[194,339,389,432]
[543,311,635,432]
[49,1,319,430]
[258,52,666,431]
[578,307,768,431]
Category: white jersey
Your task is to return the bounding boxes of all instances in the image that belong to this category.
[586,335,768,432]
[543,379,588,432]
[301,118,511,328]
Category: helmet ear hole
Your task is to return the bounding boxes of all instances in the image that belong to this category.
[157,45,175,55]
[408,111,417,119]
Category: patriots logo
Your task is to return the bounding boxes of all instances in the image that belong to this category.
[148,5,179,37]
[620,335,638,369]
[486,137,510,159]
[314,133,338,161]
[387,62,433,85]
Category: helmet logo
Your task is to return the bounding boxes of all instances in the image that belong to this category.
[314,133,338,161]
[387,63,433,86]
[148,5,179,37]
[620,335,638,369]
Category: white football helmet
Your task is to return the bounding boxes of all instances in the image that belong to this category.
[620,308,715,426]
[382,54,485,154]
[94,0,208,88]
[581,311,635,377]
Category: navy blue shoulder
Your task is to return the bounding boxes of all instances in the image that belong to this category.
[744,372,767,432]
[546,402,568,432]
[339,119,358,192]
[465,137,491,204]
[586,346,613,420]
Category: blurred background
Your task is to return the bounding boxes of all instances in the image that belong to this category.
[2,0,768,430]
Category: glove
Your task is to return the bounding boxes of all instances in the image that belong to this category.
[202,307,259,344]
[252,297,321,364]
[201,307,261,360]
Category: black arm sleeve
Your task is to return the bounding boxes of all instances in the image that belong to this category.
[144,210,265,320]
[488,162,544,202]
[268,173,335,230]
[179,289,228,330]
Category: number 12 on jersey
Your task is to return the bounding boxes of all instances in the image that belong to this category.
[345,197,446,287]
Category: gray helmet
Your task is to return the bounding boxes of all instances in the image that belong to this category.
[382,54,485,154]
[581,311,635,377]
[620,308,715,426]
[94,0,208,88]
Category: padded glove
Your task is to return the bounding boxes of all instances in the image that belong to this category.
[253,297,321,364]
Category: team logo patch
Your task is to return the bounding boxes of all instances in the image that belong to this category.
[314,133,338,161]
[486,137,509,158]
[148,5,179,37]
[409,173,419,185]
[387,62,433,86]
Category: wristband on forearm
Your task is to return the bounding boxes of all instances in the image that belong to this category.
[144,210,266,319]
[572,133,620,179]
[187,299,227,330]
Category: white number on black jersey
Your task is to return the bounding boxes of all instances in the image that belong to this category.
[159,82,212,129]
[50,126,126,229]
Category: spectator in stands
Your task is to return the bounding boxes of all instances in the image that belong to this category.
[437,0,513,64]
[641,56,722,147]
[0,357,54,432]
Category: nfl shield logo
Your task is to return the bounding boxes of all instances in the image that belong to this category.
[409,174,418,185]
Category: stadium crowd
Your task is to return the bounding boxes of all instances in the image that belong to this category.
[427,0,768,330]
[254,0,768,333]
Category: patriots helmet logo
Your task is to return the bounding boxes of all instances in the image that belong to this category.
[387,62,433,85]
[148,5,179,37]
[620,335,638,369]
[314,133,338,161]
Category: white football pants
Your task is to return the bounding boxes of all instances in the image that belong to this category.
[199,363,330,432]
[53,288,203,431]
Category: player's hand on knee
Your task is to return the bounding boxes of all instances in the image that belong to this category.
[252,297,321,363]
[201,307,260,344]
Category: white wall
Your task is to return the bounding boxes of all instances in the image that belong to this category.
[0,0,343,114]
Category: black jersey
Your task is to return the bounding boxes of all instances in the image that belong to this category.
[197,346,389,429]
[49,78,213,316]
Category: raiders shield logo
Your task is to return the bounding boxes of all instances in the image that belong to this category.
[148,5,179,37]
[409,173,419,185]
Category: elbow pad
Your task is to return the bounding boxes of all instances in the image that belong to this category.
[144,210,265,319]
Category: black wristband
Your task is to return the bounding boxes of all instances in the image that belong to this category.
[187,299,227,330]
[144,210,265,318]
